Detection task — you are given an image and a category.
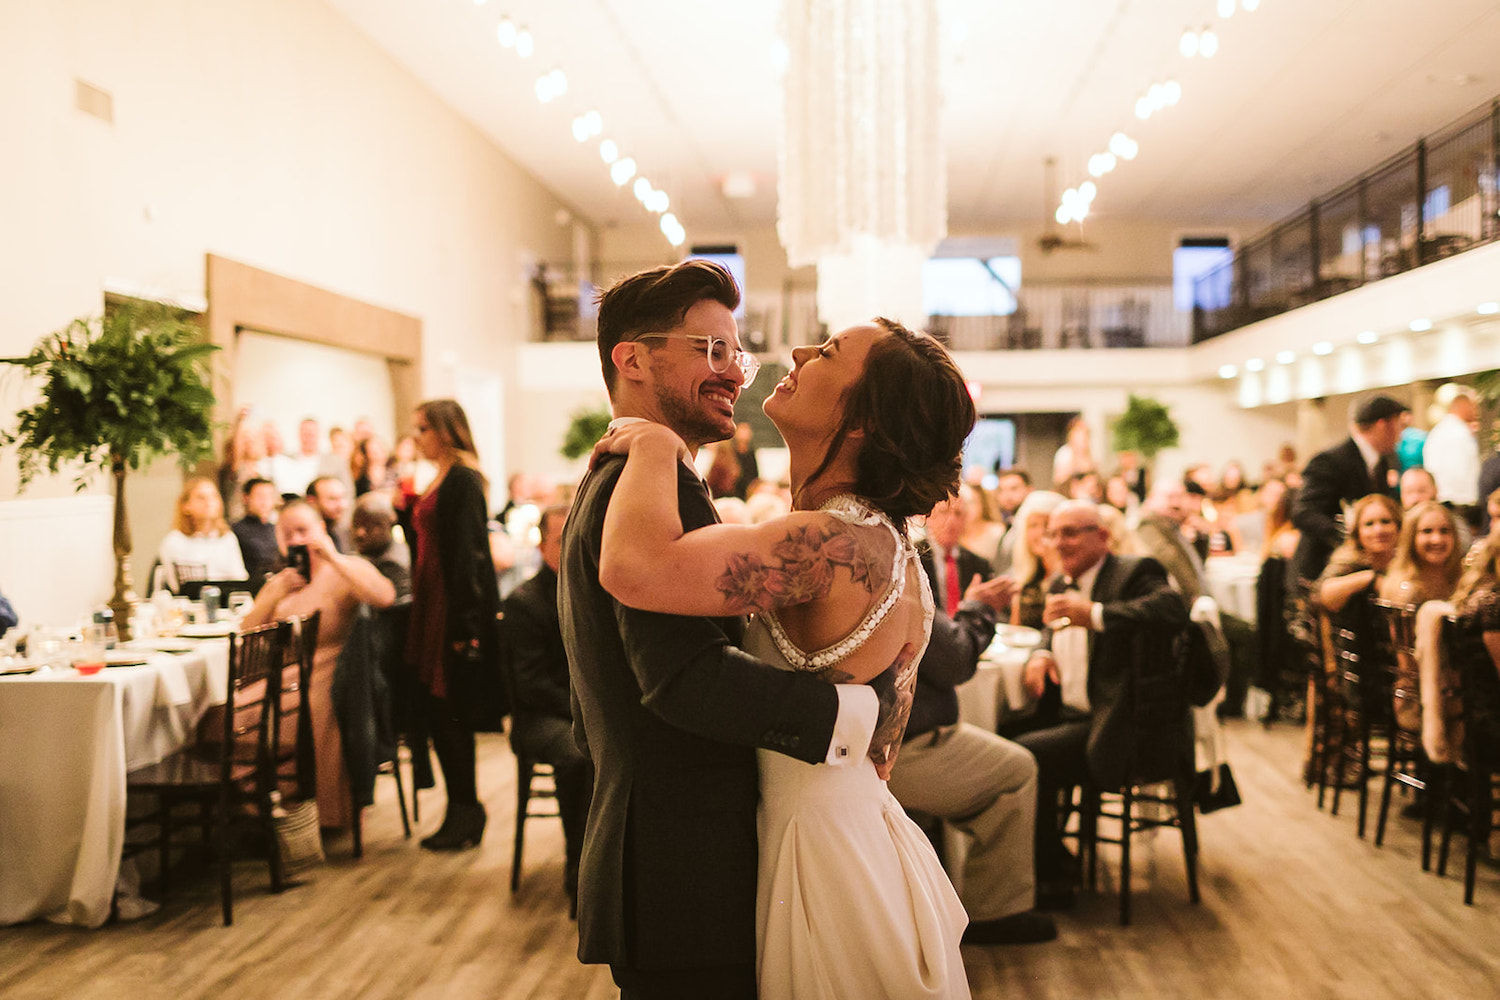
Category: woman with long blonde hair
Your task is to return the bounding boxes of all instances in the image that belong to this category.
[155,476,247,592]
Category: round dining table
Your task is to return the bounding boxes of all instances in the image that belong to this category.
[0,638,229,928]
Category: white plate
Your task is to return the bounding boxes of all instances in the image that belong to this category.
[992,624,1042,648]
[103,650,151,667]
[178,622,235,638]
[130,638,201,653]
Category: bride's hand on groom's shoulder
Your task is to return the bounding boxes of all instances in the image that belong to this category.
[588,422,689,469]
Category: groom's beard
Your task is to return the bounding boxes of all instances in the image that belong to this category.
[654,379,737,449]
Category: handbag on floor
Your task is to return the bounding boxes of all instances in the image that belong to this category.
[1195,762,1243,813]
[272,793,325,875]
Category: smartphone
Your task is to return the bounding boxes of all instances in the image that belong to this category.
[287,544,311,580]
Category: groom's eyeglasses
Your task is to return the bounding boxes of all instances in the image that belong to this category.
[635,334,760,388]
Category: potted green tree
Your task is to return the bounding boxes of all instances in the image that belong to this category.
[1,301,218,635]
[560,403,613,460]
[1111,392,1181,463]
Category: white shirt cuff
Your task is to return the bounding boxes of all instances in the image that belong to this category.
[826,685,878,766]
[1090,601,1105,631]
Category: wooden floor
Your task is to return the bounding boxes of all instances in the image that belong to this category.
[3,722,1498,1000]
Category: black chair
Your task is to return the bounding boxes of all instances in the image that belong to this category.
[494,611,563,901]
[1371,600,1436,862]
[344,606,412,858]
[1254,555,1301,724]
[1324,591,1395,837]
[1075,629,1202,926]
[1436,615,1498,904]
[126,620,292,925]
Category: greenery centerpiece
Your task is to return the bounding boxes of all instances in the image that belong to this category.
[560,403,613,460]
[1,301,219,634]
[1111,392,1181,462]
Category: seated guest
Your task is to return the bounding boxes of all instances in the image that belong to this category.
[351,492,411,599]
[921,494,994,617]
[1380,500,1463,735]
[1015,500,1188,902]
[1317,494,1402,614]
[1447,534,1500,761]
[1066,470,1103,504]
[502,503,593,906]
[1097,504,1142,556]
[1379,500,1463,607]
[157,476,248,592]
[885,571,1059,943]
[1010,491,1067,628]
[307,475,351,553]
[240,499,396,831]
[1399,466,1438,510]
[0,586,16,638]
[232,477,281,584]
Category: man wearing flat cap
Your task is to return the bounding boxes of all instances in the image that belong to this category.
[1289,393,1410,586]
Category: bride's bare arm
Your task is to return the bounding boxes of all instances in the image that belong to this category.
[597,423,882,618]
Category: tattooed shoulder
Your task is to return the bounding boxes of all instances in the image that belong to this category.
[713,515,886,614]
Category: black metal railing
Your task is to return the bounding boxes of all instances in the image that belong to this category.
[1193,96,1500,342]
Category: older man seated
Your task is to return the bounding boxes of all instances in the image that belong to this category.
[1013,500,1188,906]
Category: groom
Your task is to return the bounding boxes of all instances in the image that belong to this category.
[560,260,887,1000]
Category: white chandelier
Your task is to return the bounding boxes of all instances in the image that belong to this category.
[777,0,946,329]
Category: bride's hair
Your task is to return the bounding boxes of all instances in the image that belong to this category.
[803,318,974,533]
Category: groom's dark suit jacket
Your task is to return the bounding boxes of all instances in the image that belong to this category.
[559,454,842,971]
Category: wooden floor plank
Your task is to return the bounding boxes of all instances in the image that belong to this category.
[2,722,1497,999]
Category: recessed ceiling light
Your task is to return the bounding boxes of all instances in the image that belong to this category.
[1479,302,1500,315]
[1357,330,1379,344]
[1313,341,1334,355]
[1410,318,1432,332]
[1276,350,1295,365]
[1245,358,1265,372]
[1218,364,1238,379]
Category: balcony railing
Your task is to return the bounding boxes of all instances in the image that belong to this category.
[1192,96,1500,342]
[928,279,1187,351]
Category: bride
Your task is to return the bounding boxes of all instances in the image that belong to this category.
[596,317,976,1000]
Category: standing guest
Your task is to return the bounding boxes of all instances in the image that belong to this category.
[1421,385,1480,521]
[704,440,741,498]
[319,425,356,496]
[1010,491,1067,629]
[1052,415,1095,489]
[157,477,248,592]
[219,406,267,522]
[922,494,992,616]
[1290,394,1410,587]
[232,477,281,585]
[307,476,351,553]
[1016,501,1188,903]
[503,502,593,910]
[1479,446,1500,535]
[351,492,411,600]
[730,421,760,499]
[270,417,323,497]
[406,398,502,851]
[351,435,393,497]
[992,467,1034,574]
[1399,467,1438,509]
[240,499,396,832]
[1116,449,1148,503]
[1262,480,1301,561]
[885,571,1059,942]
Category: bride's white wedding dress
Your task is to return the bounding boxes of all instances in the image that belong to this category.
[747,495,971,1000]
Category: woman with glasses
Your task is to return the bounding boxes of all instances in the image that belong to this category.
[594,317,976,1000]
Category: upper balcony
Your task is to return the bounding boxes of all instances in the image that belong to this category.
[1192,96,1500,343]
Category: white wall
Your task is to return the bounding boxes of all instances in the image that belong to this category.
[0,0,582,618]
[233,330,397,447]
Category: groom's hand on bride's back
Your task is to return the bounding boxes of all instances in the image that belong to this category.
[867,643,918,780]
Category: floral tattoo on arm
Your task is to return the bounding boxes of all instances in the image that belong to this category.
[714,520,878,615]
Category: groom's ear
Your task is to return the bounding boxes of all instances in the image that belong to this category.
[612,341,649,384]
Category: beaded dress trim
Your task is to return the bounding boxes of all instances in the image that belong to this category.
[758,494,917,672]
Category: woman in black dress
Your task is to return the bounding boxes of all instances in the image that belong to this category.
[406,399,502,850]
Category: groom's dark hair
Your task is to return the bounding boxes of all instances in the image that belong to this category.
[595,259,741,397]
[799,319,975,534]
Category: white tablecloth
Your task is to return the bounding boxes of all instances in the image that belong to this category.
[1204,554,1261,625]
[955,640,1035,731]
[0,641,229,928]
